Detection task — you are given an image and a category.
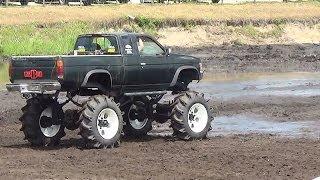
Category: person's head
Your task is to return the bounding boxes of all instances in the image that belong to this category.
[138,38,144,52]
[96,43,101,50]
[91,43,101,51]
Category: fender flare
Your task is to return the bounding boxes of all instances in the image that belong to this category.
[81,69,112,87]
[170,66,199,87]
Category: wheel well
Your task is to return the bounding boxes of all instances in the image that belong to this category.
[85,73,112,91]
[177,69,199,83]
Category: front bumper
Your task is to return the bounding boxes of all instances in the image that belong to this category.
[6,82,61,94]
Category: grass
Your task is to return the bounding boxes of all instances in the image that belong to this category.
[0,62,9,83]
[0,3,320,25]
[235,24,284,39]
[0,22,93,56]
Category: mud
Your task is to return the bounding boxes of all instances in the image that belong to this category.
[211,114,320,138]
[175,43,320,73]
[1,44,320,179]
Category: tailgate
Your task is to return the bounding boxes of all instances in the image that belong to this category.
[10,56,57,82]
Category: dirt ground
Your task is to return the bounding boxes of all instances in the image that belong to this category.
[0,91,319,179]
[158,24,320,47]
[0,43,320,179]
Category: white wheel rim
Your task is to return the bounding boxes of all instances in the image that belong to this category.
[39,107,61,138]
[187,103,208,133]
[97,108,119,140]
[128,105,148,130]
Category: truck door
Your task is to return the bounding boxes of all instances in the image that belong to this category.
[135,35,171,88]
[121,35,141,87]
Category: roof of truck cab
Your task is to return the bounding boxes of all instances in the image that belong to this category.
[78,32,147,37]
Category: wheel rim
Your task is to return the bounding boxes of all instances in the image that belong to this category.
[128,105,148,130]
[187,103,208,133]
[97,108,119,140]
[39,107,61,138]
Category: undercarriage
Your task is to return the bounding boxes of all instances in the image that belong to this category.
[19,90,213,148]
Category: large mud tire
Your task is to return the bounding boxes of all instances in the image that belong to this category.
[64,109,81,130]
[123,103,152,137]
[79,95,123,148]
[20,96,65,147]
[171,91,213,140]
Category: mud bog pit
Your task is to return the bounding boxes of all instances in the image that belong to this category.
[0,73,320,179]
[211,114,320,138]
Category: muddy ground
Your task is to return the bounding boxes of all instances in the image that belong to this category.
[0,44,320,179]
[176,43,320,73]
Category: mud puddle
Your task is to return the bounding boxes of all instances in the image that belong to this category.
[209,114,320,139]
[191,72,320,100]
[190,72,320,139]
[151,114,320,139]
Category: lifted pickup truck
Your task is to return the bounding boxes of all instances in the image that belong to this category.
[7,33,213,148]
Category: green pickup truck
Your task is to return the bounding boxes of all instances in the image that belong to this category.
[6,33,213,148]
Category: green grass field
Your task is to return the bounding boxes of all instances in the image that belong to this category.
[0,22,94,56]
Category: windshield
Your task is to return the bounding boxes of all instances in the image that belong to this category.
[74,35,119,55]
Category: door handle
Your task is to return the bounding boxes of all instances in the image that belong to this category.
[140,63,146,66]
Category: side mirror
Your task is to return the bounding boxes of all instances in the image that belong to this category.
[166,48,172,55]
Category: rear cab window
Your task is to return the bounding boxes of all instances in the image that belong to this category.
[74,35,120,55]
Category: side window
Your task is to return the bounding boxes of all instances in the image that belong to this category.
[137,36,165,56]
[121,35,133,55]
